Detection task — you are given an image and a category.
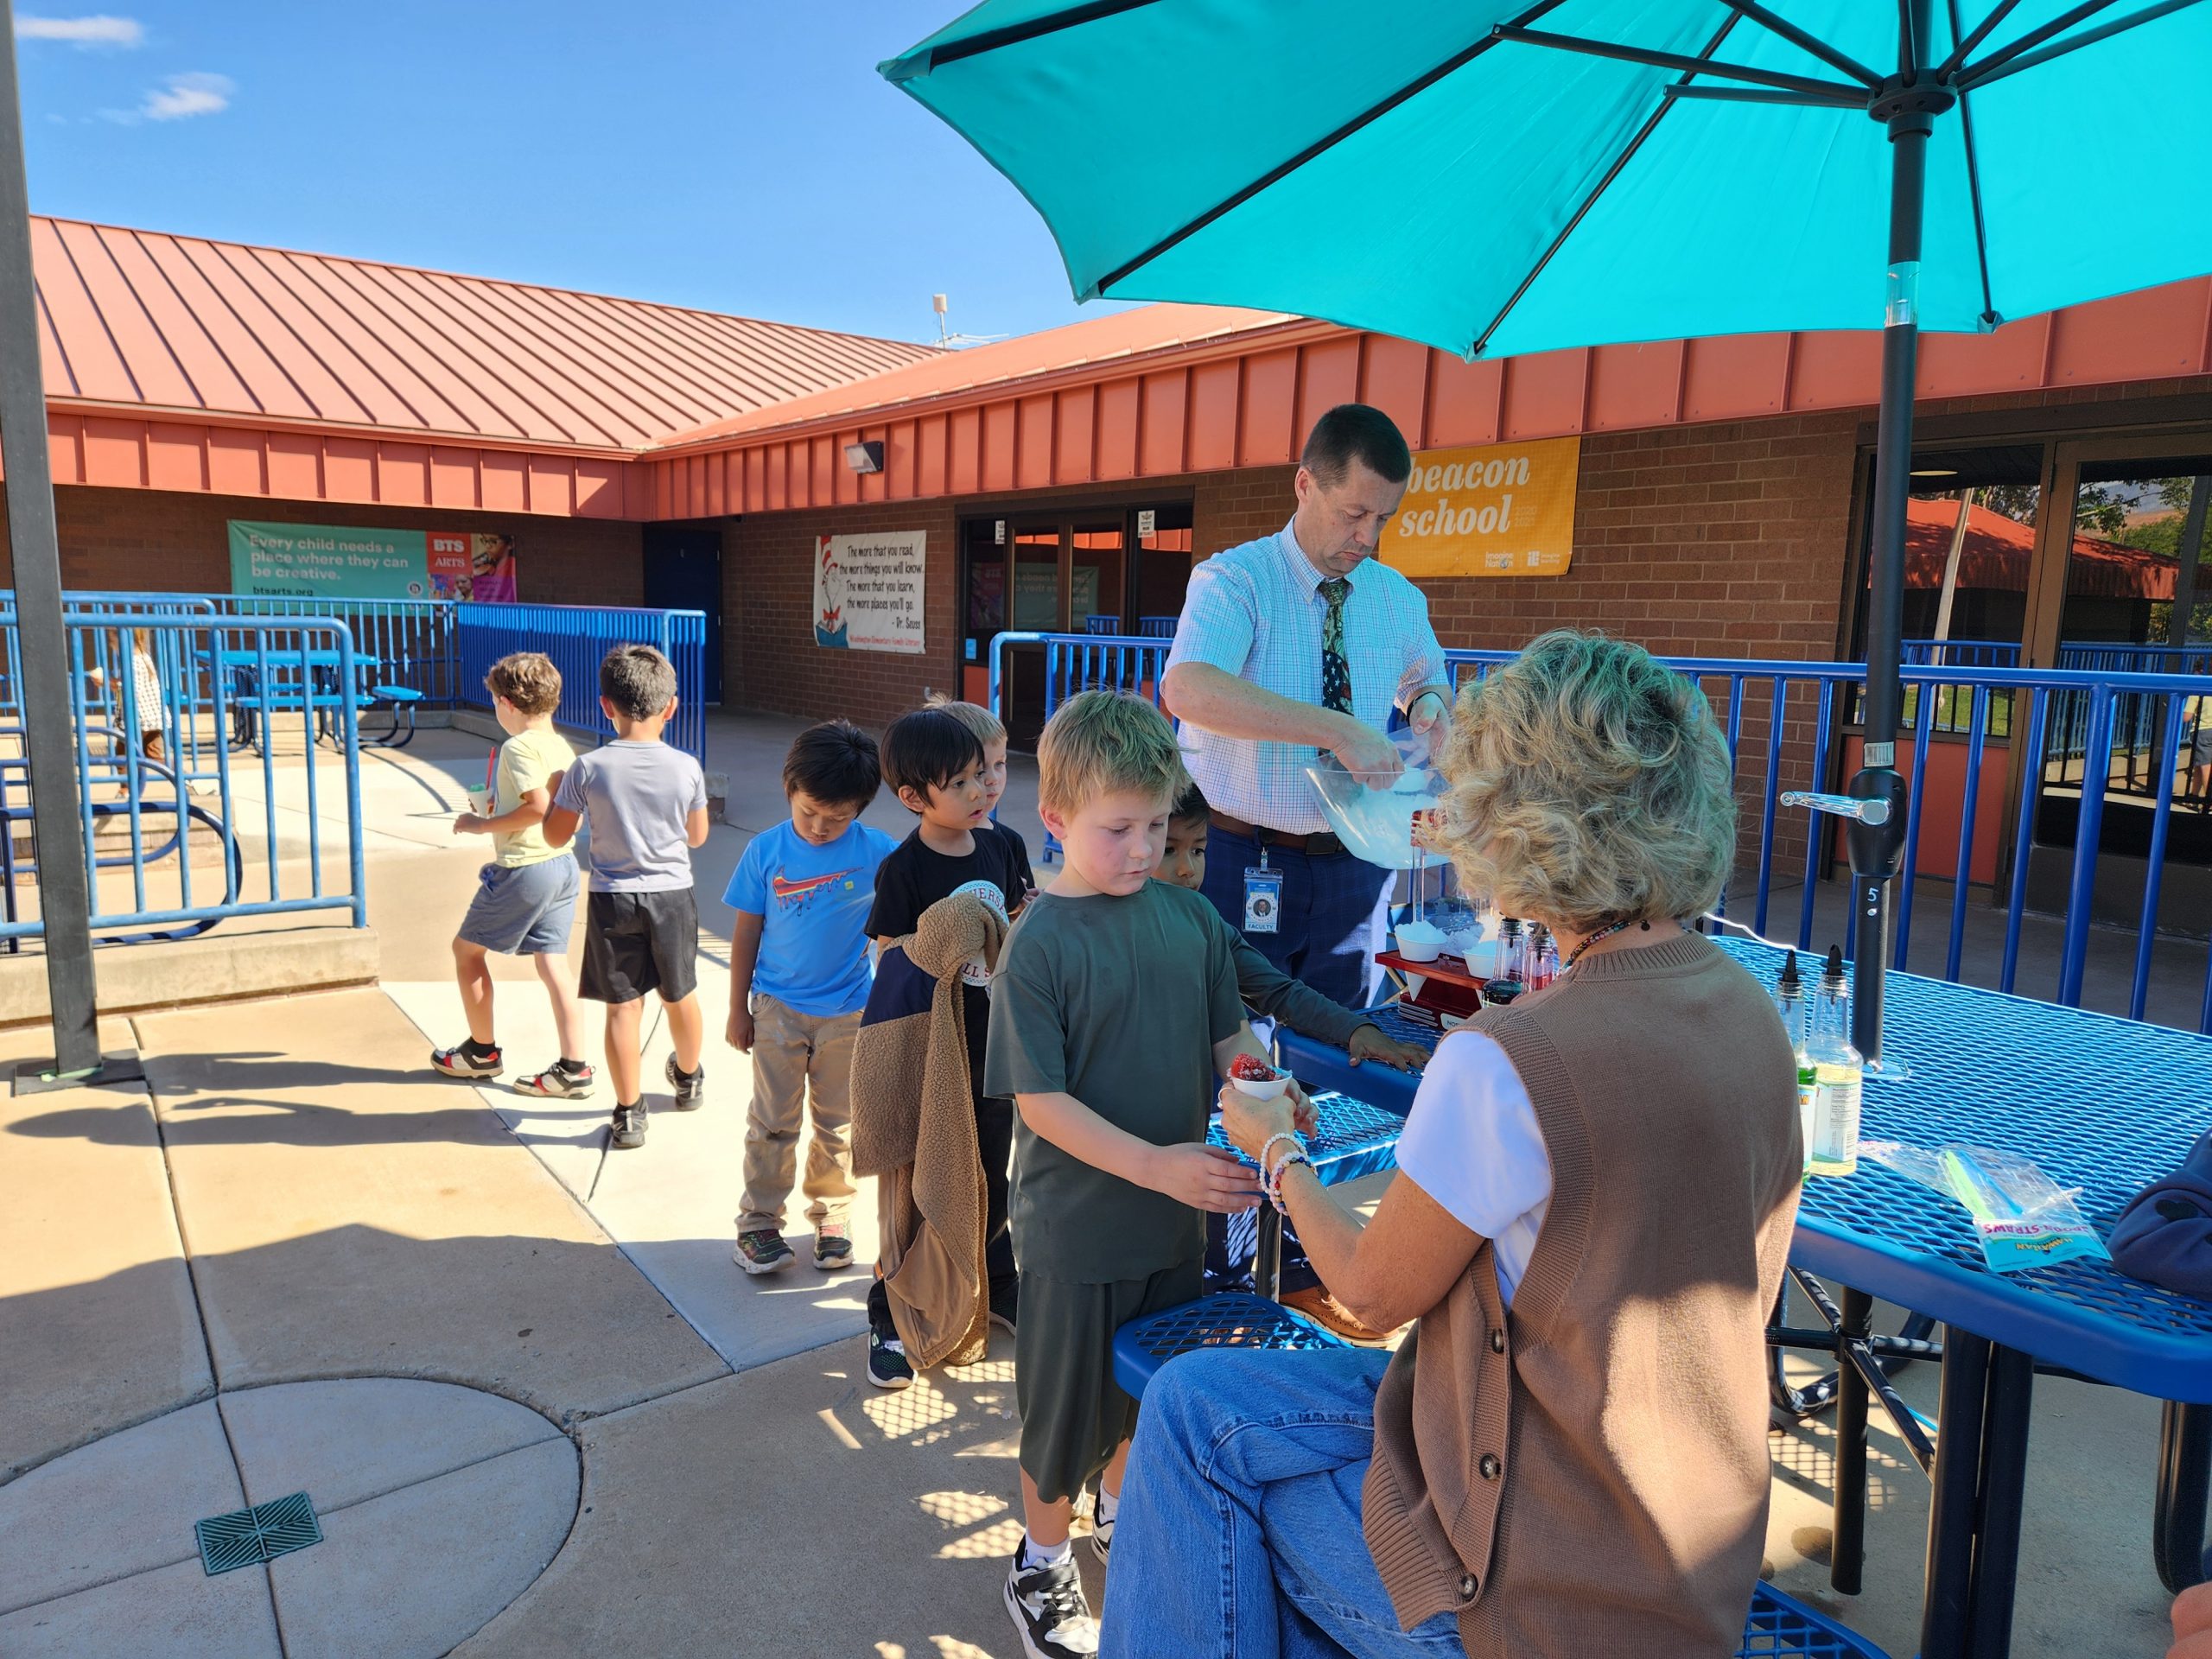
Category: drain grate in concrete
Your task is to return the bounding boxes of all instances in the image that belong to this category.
[194,1491,323,1575]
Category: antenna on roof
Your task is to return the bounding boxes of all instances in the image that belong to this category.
[931,292,1005,350]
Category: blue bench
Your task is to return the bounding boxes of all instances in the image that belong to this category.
[1110,1294,1890,1657]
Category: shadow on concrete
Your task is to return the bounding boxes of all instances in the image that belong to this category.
[1,1224,731,1491]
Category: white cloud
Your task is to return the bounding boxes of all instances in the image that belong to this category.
[15,15,143,47]
[141,71,231,120]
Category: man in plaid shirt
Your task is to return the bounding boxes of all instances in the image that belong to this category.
[1163,404,1450,1008]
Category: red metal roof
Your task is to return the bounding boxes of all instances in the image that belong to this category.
[655,302,1299,448]
[643,276,2212,521]
[1905,496,2177,601]
[31,216,939,450]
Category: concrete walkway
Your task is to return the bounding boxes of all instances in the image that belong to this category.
[0,711,2194,1656]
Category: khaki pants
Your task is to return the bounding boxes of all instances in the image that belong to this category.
[738,994,859,1235]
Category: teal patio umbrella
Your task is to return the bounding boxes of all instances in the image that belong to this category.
[882,0,2212,1062]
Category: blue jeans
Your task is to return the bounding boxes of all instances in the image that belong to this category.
[1100,1347,1466,1659]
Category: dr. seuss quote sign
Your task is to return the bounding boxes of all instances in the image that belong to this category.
[1382,437,1580,579]
[813,530,925,655]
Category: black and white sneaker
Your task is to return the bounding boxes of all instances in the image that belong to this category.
[610,1101,648,1149]
[664,1055,706,1111]
[867,1325,914,1391]
[988,1276,1019,1337]
[513,1060,594,1099]
[734,1229,795,1274]
[1004,1547,1099,1658]
[1088,1493,1115,1563]
[430,1040,501,1078]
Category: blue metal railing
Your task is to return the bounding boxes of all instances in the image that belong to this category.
[992,630,2212,1033]
[0,613,366,946]
[455,603,709,763]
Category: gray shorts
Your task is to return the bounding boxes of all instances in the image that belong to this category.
[458,858,579,957]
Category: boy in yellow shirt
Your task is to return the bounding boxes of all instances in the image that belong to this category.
[431,652,590,1098]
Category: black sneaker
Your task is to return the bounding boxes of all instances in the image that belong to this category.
[988,1276,1019,1337]
[610,1101,647,1149]
[513,1061,594,1099]
[813,1222,854,1272]
[430,1040,501,1078]
[1004,1547,1099,1658]
[867,1324,914,1391]
[734,1229,795,1274]
[664,1055,706,1111]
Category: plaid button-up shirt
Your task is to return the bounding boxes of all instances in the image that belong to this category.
[1166,521,1446,834]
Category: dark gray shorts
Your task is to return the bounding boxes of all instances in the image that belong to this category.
[581,887,699,1005]
[1014,1256,1205,1503]
[457,858,579,957]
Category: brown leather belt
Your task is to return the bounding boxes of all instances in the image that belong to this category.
[1208,809,1345,858]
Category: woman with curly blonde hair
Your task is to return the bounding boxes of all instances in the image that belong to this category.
[1103,632,1803,1659]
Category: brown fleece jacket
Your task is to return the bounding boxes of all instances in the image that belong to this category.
[849,889,1009,1370]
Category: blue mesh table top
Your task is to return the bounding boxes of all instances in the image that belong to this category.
[1207,1090,1402,1188]
[1278,939,2212,1401]
[1714,937,2212,1401]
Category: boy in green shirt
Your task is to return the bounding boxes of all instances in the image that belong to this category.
[431,652,590,1097]
[985,691,1301,1659]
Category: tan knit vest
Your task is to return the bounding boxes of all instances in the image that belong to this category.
[1363,931,1802,1658]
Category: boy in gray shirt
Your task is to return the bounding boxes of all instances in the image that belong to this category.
[545,645,710,1150]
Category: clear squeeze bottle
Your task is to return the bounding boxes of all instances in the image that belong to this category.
[1485,917,1528,1004]
[1528,925,1559,992]
[1804,945,1863,1177]
[1770,950,1816,1173]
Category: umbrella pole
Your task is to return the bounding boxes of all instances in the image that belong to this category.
[1851,28,1947,1066]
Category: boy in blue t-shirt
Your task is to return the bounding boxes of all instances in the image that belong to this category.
[724,721,898,1275]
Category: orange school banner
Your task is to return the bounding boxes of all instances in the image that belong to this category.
[1382,436,1580,579]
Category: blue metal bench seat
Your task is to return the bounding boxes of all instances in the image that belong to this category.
[1110,1296,1891,1657]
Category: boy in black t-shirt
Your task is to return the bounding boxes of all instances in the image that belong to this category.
[864,704,1033,1385]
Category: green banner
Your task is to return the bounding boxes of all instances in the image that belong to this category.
[227,522,518,601]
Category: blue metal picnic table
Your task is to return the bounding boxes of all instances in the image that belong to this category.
[1274,937,2212,1659]
[200,648,416,750]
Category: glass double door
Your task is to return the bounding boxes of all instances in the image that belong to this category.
[958,504,1196,748]
[2024,440,2212,910]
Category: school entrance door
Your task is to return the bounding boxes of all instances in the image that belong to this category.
[643,526,724,704]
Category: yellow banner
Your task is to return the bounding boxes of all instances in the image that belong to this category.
[1382,436,1580,578]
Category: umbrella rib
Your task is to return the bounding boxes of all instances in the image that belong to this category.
[1090,0,1573,298]
[1946,0,2002,327]
[899,0,1167,73]
[1724,3,1884,86]
[1492,25,1862,99]
[1954,0,2125,82]
[1936,0,2024,77]
[1666,83,1866,106]
[1958,0,2205,87]
[1471,16,1745,359]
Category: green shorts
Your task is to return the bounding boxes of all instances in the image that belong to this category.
[1014,1257,1205,1504]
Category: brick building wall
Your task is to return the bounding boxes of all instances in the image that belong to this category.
[0,487,645,605]
[715,411,1864,734]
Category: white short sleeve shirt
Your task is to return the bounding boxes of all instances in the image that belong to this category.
[1394,1029,1553,1304]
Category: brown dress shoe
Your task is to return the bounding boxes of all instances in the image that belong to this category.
[1281,1285,1394,1344]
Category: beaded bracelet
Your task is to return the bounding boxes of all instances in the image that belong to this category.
[1255,1131,1302,1192]
[1266,1153,1313,1213]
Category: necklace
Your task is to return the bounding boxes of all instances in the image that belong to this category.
[1565,918,1636,969]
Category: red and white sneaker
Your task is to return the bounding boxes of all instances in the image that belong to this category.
[513,1062,594,1099]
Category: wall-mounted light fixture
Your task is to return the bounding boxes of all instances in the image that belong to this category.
[844,440,885,475]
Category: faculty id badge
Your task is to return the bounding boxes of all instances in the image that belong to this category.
[1243,866,1283,935]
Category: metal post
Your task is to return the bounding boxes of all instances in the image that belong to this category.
[1830,1286,1874,1595]
[0,2,103,1083]
[1849,3,1949,1065]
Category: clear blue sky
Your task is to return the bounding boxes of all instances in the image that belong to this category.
[13,1,1128,346]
